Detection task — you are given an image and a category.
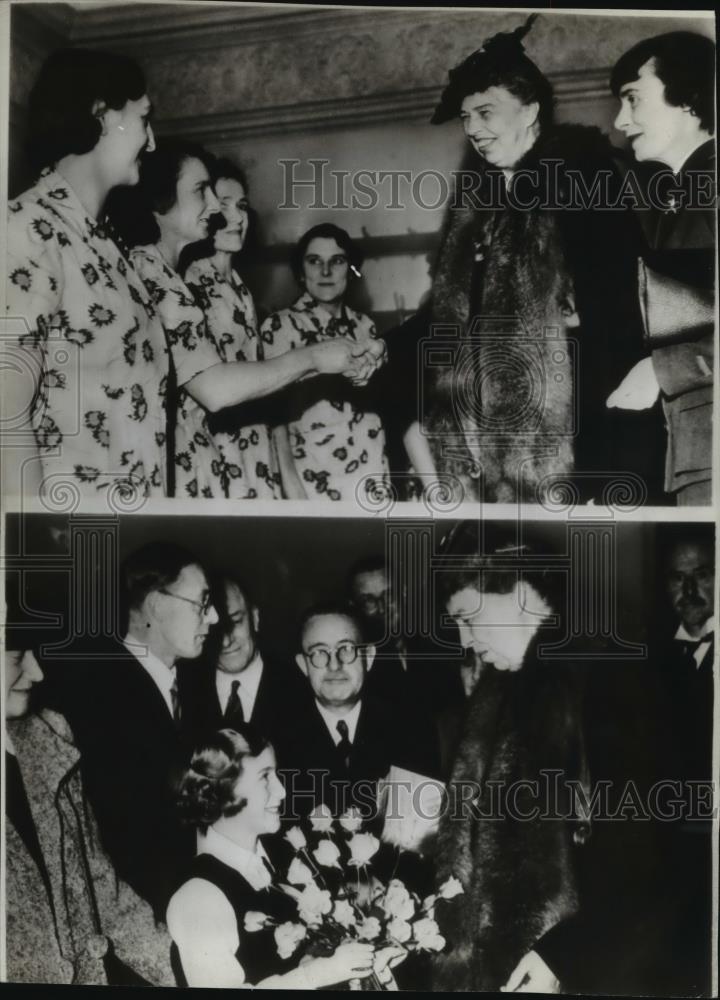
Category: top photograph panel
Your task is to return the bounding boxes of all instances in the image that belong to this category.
[3,4,716,512]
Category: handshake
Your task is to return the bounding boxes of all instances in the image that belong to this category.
[311,336,387,387]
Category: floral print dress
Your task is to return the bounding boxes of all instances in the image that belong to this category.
[185,257,280,499]
[6,170,168,499]
[130,245,228,499]
[261,292,389,502]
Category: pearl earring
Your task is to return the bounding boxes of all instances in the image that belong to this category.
[117,125,126,132]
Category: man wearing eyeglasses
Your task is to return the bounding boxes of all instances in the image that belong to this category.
[277,603,440,822]
[48,541,219,919]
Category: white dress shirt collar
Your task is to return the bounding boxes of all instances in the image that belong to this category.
[198,825,272,891]
[674,615,715,668]
[315,699,362,745]
[123,634,177,717]
[216,653,263,722]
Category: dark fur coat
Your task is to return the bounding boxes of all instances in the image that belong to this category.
[425,125,646,503]
[432,641,590,992]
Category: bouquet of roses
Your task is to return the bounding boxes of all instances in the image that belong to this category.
[243,805,463,989]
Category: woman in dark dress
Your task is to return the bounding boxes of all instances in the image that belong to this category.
[167,727,376,988]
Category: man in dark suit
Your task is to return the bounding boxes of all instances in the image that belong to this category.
[47,541,219,919]
[608,32,715,504]
[182,575,306,745]
[347,555,462,716]
[276,603,440,822]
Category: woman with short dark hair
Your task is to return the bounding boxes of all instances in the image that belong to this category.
[262,223,390,501]
[111,143,379,499]
[183,158,280,498]
[167,727,378,987]
[6,48,167,500]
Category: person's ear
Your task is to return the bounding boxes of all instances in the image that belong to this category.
[251,606,260,634]
[91,98,109,135]
[522,101,540,129]
[364,644,376,672]
[295,652,308,677]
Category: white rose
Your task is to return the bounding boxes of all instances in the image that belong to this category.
[413,916,446,952]
[244,910,271,932]
[295,883,333,926]
[285,825,308,851]
[313,838,342,869]
[274,921,307,959]
[339,807,364,833]
[309,803,335,833]
[387,918,412,943]
[332,898,357,929]
[287,857,315,886]
[381,879,415,922]
[347,832,380,867]
[357,916,382,941]
[438,876,464,900]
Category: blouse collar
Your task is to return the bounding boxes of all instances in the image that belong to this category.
[199,825,273,891]
[35,167,110,242]
[293,290,357,337]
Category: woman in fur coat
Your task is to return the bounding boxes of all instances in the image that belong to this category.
[403,16,657,504]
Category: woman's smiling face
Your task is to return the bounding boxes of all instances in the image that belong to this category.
[213,177,249,254]
[233,746,286,837]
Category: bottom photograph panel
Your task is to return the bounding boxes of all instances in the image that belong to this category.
[3,514,716,994]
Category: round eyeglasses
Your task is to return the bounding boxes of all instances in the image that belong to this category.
[158,588,213,616]
[304,641,361,671]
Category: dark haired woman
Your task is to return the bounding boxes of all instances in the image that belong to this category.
[5,48,167,499]
[262,224,390,501]
[167,728,378,987]
[113,142,377,499]
[403,16,656,504]
[184,159,279,499]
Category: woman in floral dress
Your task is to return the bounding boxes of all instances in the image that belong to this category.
[262,224,389,502]
[5,49,168,501]
[118,141,379,499]
[184,160,279,499]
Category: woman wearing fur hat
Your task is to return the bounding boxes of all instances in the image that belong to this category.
[404,16,657,504]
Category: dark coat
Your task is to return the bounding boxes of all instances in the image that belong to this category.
[5,710,174,986]
[424,124,651,503]
[180,649,307,747]
[636,140,715,497]
[43,640,199,918]
[432,638,590,992]
[275,692,441,821]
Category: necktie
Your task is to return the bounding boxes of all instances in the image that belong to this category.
[170,679,182,725]
[676,635,713,669]
[336,719,352,769]
[224,680,244,726]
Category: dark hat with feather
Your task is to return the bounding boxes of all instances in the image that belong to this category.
[431,14,554,128]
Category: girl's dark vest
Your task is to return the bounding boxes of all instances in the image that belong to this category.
[171,851,299,986]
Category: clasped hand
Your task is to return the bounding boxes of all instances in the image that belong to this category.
[312,337,386,387]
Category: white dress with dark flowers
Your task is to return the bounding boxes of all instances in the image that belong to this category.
[261,292,389,502]
[6,170,168,499]
[131,245,228,499]
[184,257,280,499]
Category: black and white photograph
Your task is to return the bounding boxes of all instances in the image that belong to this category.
[1,3,715,507]
[0,1,717,996]
[1,512,717,991]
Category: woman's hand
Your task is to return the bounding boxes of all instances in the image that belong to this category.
[374,944,407,989]
[307,942,375,988]
[311,339,365,377]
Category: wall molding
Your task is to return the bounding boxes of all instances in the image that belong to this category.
[155,69,611,143]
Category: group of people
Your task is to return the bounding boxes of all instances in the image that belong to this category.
[5,523,715,991]
[5,21,715,504]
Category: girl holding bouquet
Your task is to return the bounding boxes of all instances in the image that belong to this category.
[167,727,378,988]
